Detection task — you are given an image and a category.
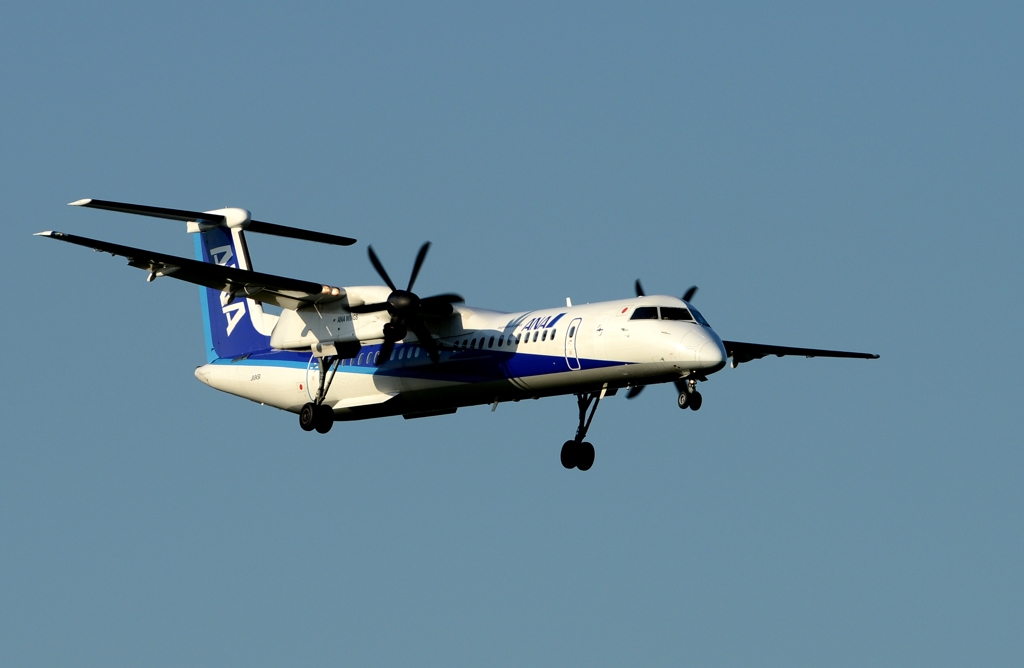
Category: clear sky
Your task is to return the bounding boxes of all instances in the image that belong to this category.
[2,2,1021,665]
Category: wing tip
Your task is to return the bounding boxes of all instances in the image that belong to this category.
[68,198,92,207]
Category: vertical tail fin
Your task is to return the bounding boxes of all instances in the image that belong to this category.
[194,226,275,361]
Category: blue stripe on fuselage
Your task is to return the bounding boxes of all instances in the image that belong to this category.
[209,343,628,384]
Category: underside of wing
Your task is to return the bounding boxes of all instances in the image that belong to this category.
[724,340,880,368]
[37,231,344,310]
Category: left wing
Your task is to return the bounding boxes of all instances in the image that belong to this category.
[724,340,879,368]
[36,231,343,310]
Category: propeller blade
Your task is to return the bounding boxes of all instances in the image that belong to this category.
[683,285,698,302]
[420,293,464,305]
[407,241,431,292]
[626,386,645,399]
[635,279,645,297]
[408,317,441,364]
[345,301,389,313]
[367,246,397,291]
[418,293,464,317]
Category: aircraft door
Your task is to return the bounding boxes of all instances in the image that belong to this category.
[564,318,582,370]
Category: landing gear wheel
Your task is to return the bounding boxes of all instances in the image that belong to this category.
[688,391,703,411]
[314,404,334,434]
[560,440,577,469]
[299,402,317,431]
[677,391,690,410]
[576,442,595,471]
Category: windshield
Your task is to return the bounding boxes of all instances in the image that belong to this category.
[688,305,710,327]
[630,306,659,320]
[660,307,694,322]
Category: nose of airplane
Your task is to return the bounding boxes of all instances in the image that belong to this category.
[697,336,727,371]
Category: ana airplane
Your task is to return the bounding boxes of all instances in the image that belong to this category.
[38,199,879,470]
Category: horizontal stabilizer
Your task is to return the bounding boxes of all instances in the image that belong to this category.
[69,198,356,246]
[724,340,879,368]
[36,231,344,310]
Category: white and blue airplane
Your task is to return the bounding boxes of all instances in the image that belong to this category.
[38,199,879,470]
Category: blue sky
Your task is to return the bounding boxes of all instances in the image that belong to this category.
[1,2,1021,665]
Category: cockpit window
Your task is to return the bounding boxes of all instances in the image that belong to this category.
[660,307,694,322]
[689,306,710,327]
[630,306,659,320]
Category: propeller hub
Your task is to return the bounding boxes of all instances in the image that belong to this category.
[387,290,419,315]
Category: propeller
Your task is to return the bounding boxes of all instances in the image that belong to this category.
[346,242,463,364]
[634,278,698,303]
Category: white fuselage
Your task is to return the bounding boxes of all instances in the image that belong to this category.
[193,294,727,421]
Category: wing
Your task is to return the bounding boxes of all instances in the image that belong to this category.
[70,198,356,246]
[724,340,879,368]
[36,231,344,310]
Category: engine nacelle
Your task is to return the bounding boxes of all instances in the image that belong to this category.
[269,286,393,351]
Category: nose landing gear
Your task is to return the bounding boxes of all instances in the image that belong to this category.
[560,391,603,471]
[677,378,703,411]
[299,355,340,434]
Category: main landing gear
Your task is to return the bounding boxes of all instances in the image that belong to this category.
[561,391,602,471]
[299,355,339,434]
[677,378,703,411]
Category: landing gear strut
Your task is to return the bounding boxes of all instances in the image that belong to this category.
[677,378,703,411]
[299,355,339,434]
[561,391,602,471]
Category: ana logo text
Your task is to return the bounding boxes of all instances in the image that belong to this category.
[209,244,245,336]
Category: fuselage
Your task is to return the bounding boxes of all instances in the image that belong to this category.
[194,293,728,421]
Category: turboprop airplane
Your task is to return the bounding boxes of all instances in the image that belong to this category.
[37,198,879,471]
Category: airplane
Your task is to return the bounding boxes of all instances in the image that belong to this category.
[37,198,879,471]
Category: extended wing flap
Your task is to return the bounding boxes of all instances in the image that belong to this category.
[724,340,879,368]
[36,231,343,310]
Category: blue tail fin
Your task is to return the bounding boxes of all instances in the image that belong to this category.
[194,226,274,362]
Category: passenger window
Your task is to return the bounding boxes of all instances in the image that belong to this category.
[541,330,547,341]
[472,339,478,349]
[390,350,396,360]
[569,326,575,337]
[489,336,495,348]
[462,340,468,349]
[400,348,406,359]
[533,331,539,342]
[660,307,694,322]
[414,347,420,358]
[551,329,556,338]
[498,336,504,347]
[630,306,658,320]
[516,335,521,344]
[358,353,364,365]
[374,352,380,364]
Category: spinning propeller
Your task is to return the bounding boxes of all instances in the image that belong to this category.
[626,278,700,400]
[346,242,463,364]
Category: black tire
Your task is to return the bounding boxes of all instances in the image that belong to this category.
[689,391,703,411]
[560,440,577,469]
[314,404,334,434]
[577,442,595,471]
[299,402,317,431]
[677,391,690,410]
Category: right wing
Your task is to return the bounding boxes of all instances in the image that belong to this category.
[36,231,344,310]
[724,340,879,368]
